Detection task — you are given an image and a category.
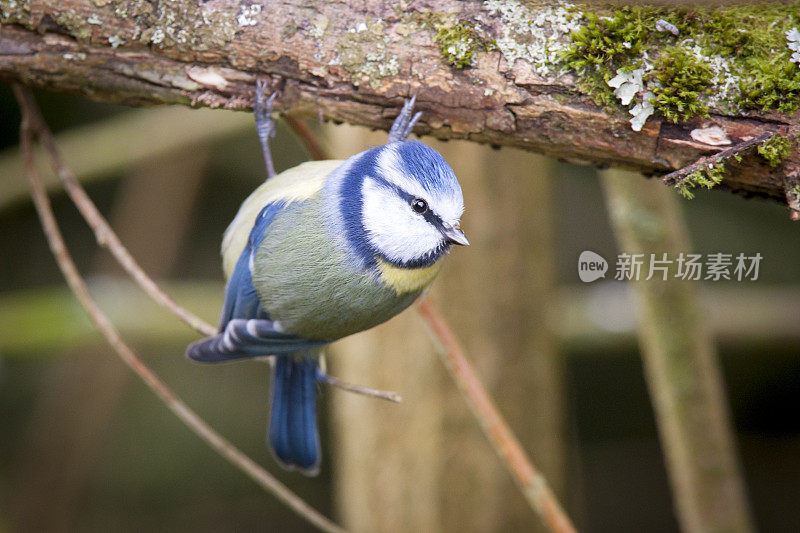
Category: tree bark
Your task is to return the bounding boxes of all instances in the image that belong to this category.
[0,0,797,206]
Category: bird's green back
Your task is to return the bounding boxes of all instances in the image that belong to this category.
[221,160,344,278]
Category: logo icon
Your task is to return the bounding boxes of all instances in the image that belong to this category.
[578,250,608,283]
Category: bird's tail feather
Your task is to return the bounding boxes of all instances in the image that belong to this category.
[268,356,321,475]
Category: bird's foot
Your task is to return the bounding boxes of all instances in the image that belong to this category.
[255,79,278,179]
[387,94,422,143]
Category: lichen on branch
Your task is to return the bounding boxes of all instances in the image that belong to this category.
[560,4,800,128]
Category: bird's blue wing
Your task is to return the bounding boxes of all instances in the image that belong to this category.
[217,201,286,329]
[216,247,263,329]
[187,201,327,363]
[187,318,327,362]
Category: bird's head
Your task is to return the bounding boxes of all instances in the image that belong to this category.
[340,140,467,269]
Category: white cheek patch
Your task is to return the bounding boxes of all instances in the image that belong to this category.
[361,179,443,263]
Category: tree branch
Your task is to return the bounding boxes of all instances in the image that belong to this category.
[317,373,402,404]
[0,1,796,205]
[661,132,775,187]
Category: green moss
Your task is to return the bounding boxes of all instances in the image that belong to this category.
[562,4,800,122]
[435,22,483,68]
[413,12,492,70]
[676,162,725,200]
[576,75,618,107]
[739,59,800,114]
[561,10,648,72]
[650,46,713,123]
[757,135,794,168]
[561,7,680,107]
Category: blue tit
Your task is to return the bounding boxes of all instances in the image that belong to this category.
[186,87,468,476]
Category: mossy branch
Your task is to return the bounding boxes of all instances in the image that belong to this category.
[2,0,800,205]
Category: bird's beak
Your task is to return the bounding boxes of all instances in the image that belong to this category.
[441,223,469,246]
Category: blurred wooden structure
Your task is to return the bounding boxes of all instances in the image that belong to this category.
[326,124,565,532]
[601,170,754,533]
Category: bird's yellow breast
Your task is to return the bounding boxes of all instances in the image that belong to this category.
[376,258,443,295]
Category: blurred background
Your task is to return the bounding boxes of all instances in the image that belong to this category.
[0,86,799,532]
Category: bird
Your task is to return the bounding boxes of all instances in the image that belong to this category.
[186,82,468,475]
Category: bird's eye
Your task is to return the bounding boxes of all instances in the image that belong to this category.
[411,198,428,214]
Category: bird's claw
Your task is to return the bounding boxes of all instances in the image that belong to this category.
[387,95,422,143]
[255,81,277,138]
[255,80,278,179]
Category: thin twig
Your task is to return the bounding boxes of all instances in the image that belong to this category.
[417,299,577,533]
[14,84,346,533]
[318,373,402,403]
[285,115,577,533]
[284,115,329,161]
[14,89,216,337]
[661,132,774,187]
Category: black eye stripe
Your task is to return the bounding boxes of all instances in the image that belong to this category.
[422,209,445,229]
